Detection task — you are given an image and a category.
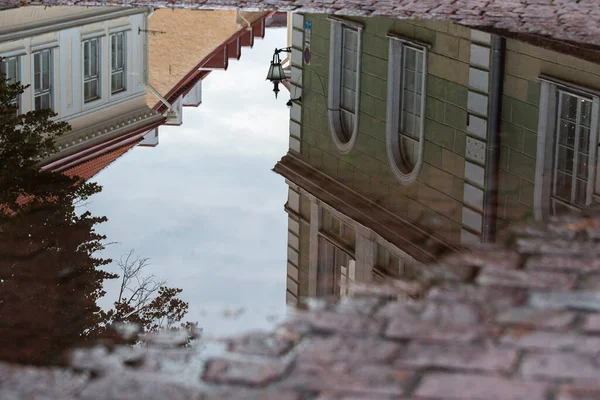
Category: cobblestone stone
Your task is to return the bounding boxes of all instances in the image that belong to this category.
[408,261,476,282]
[521,352,600,380]
[394,343,518,373]
[348,281,424,300]
[204,389,302,400]
[203,358,291,386]
[582,313,600,333]
[294,311,383,336]
[333,296,383,315]
[314,393,396,400]
[442,249,521,271]
[426,284,528,310]
[414,373,549,400]
[69,346,136,375]
[385,319,500,343]
[79,371,204,400]
[279,362,412,396]
[526,256,600,273]
[557,384,600,400]
[0,362,89,400]
[227,332,297,357]
[69,346,195,375]
[495,308,577,330]
[578,273,600,290]
[517,238,600,257]
[528,291,600,311]
[297,337,400,363]
[477,268,578,289]
[377,300,482,324]
[501,330,600,353]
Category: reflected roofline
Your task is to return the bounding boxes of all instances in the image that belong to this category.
[152,11,276,114]
[40,115,165,174]
[273,153,460,264]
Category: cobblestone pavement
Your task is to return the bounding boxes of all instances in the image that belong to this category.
[3,0,600,48]
[5,214,600,398]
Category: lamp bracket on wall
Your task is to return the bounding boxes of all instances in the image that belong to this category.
[138,27,167,36]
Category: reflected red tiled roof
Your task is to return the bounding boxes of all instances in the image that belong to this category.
[155,12,275,114]
[63,139,142,181]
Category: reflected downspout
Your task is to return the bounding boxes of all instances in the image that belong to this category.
[482,35,506,243]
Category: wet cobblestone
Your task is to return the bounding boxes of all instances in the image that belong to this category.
[4,215,600,398]
[2,0,600,48]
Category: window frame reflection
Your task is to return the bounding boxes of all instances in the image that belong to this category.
[552,90,596,213]
[385,34,429,185]
[110,31,126,94]
[82,37,101,103]
[32,49,52,111]
[1,55,21,112]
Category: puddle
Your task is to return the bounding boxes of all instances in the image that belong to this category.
[1,5,600,369]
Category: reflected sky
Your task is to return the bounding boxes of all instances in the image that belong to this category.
[85,27,290,337]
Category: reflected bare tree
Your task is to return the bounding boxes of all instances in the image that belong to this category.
[101,250,190,332]
[0,62,193,365]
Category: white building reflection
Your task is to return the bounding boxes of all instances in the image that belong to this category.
[0,6,163,176]
[0,7,277,179]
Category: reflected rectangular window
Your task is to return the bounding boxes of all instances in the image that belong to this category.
[83,38,100,102]
[552,90,595,212]
[1,56,18,82]
[373,242,422,282]
[0,56,20,111]
[317,236,355,298]
[375,243,407,279]
[320,208,355,250]
[33,50,52,111]
[110,32,126,94]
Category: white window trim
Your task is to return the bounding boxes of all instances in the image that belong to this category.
[109,29,133,101]
[109,25,130,34]
[82,37,102,106]
[31,42,59,53]
[0,49,26,58]
[82,31,105,41]
[534,78,600,220]
[109,31,127,95]
[31,49,54,112]
[327,18,363,154]
[385,36,428,185]
[1,55,22,112]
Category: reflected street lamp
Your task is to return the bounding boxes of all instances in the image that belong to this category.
[266,47,291,99]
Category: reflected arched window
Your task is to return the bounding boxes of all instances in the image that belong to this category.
[327,17,363,154]
[386,36,428,184]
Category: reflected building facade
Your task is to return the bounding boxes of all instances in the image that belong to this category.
[276,13,600,304]
[0,7,276,180]
[0,7,281,363]
[0,6,164,179]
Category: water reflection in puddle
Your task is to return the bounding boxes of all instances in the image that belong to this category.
[1,5,600,366]
[84,17,290,338]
